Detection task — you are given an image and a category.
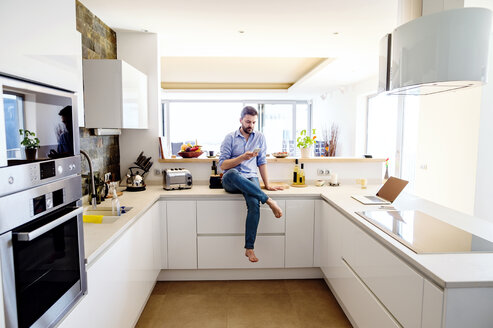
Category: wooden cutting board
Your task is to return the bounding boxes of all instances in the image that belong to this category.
[105,191,123,198]
[260,182,290,189]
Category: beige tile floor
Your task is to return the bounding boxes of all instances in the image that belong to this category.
[136,279,352,328]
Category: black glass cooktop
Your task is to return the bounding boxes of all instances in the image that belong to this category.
[356,210,493,254]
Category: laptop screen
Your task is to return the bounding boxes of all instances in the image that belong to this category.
[376,177,409,202]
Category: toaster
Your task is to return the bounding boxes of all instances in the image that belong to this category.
[163,168,193,190]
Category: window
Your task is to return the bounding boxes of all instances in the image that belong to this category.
[366,94,399,176]
[366,94,420,190]
[3,93,24,159]
[162,100,311,155]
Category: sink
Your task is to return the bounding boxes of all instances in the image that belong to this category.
[83,206,133,224]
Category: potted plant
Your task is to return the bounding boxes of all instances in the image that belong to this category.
[19,129,40,160]
[296,129,317,158]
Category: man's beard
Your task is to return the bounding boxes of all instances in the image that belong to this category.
[242,124,253,134]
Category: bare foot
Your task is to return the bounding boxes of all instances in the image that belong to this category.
[245,249,259,262]
[266,198,283,218]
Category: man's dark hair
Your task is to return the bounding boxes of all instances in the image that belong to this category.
[241,106,258,119]
[58,106,72,118]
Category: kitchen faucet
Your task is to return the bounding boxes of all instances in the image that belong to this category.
[80,150,97,209]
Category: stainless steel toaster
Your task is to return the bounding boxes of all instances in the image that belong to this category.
[163,168,193,190]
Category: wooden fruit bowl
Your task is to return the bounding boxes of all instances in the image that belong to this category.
[272,152,289,158]
[178,151,203,158]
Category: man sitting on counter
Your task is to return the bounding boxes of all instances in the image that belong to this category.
[219,106,284,263]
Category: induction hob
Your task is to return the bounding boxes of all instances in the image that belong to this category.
[355,210,493,254]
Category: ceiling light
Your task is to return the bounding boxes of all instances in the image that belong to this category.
[333,32,339,35]
[238,30,245,34]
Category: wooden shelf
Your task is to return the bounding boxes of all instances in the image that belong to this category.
[158,157,386,163]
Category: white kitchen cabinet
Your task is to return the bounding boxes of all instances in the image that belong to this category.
[59,202,161,328]
[197,235,285,269]
[83,59,148,129]
[422,279,444,328]
[195,199,286,269]
[150,201,163,272]
[167,200,197,269]
[160,201,168,269]
[342,216,424,328]
[332,259,400,328]
[285,199,314,268]
[196,200,285,234]
[0,0,85,126]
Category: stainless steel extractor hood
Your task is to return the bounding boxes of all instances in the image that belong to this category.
[380,7,492,96]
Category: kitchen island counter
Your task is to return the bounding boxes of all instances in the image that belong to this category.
[83,183,493,288]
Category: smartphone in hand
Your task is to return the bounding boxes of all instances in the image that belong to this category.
[253,147,261,154]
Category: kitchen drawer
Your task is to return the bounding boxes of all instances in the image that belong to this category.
[197,235,285,269]
[329,259,400,328]
[343,219,424,328]
[197,200,285,234]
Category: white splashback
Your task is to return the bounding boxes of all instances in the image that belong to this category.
[148,160,383,185]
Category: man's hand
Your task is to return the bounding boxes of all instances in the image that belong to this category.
[265,185,284,191]
[241,151,258,161]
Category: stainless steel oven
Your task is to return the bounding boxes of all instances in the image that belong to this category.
[0,175,86,328]
[0,75,86,327]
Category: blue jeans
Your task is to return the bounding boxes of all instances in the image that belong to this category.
[222,169,269,249]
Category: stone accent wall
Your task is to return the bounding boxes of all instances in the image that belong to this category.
[76,0,120,194]
[76,0,117,60]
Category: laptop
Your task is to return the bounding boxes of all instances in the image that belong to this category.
[351,177,409,205]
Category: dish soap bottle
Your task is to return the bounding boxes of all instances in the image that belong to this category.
[293,159,300,185]
[111,188,121,216]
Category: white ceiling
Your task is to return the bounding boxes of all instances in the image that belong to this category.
[80,0,398,92]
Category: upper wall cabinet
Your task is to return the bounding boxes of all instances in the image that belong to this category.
[0,0,85,126]
[83,59,148,129]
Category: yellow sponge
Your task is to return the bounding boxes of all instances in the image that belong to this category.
[83,215,104,224]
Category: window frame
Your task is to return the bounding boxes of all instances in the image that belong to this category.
[3,92,25,158]
[161,99,312,154]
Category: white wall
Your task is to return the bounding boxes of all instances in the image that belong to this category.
[467,0,493,222]
[312,76,378,157]
[117,32,161,180]
[413,87,482,215]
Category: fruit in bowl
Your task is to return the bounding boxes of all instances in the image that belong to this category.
[178,151,203,158]
[272,152,289,158]
[178,143,203,158]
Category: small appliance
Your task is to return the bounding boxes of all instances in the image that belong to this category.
[163,168,192,190]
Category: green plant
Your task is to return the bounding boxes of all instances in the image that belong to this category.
[19,129,40,149]
[296,129,317,148]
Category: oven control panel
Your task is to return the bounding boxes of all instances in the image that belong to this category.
[31,188,65,217]
[0,156,81,197]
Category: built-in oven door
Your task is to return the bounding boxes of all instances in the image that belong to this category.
[0,204,86,328]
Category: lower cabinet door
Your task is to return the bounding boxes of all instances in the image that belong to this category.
[167,200,197,269]
[197,235,285,269]
[343,220,423,328]
[285,199,314,268]
[329,259,400,328]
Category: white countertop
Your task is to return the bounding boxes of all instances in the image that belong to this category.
[83,183,493,288]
